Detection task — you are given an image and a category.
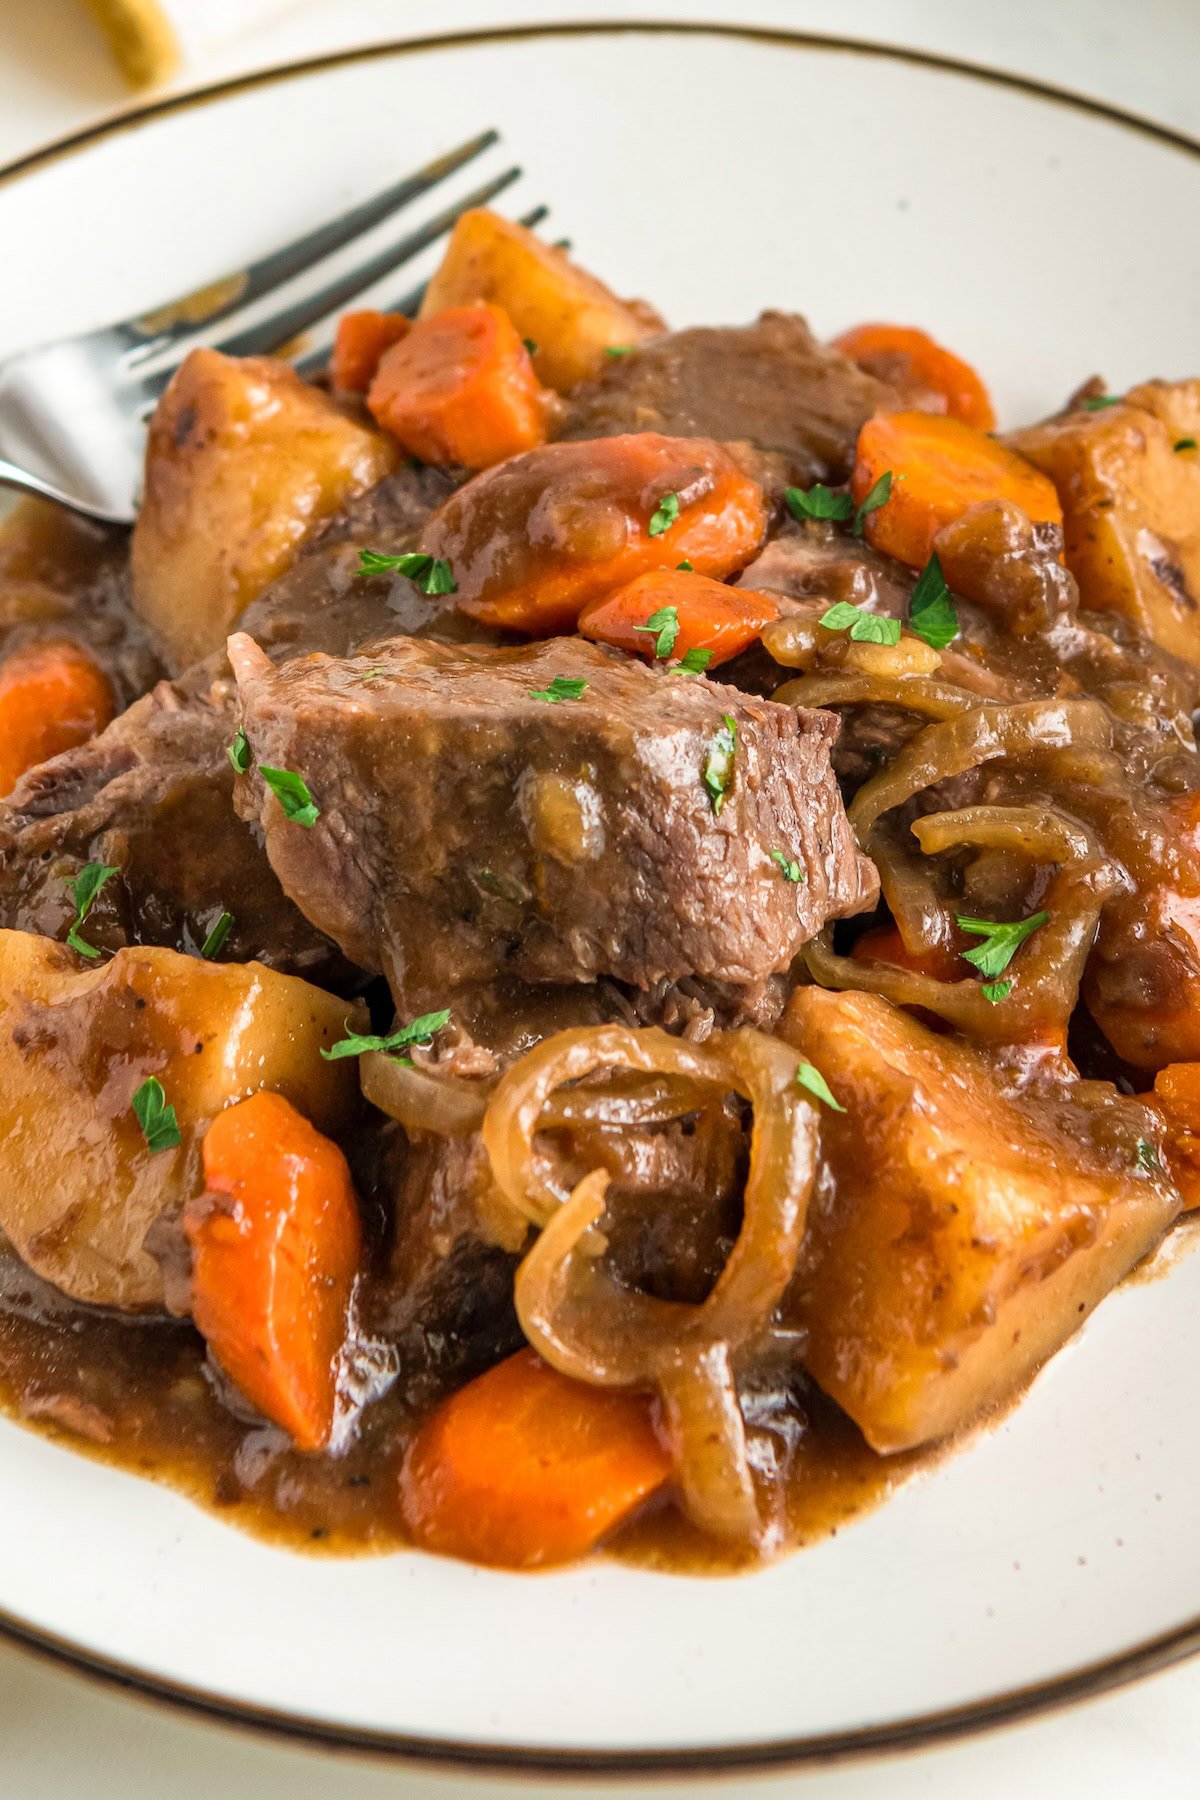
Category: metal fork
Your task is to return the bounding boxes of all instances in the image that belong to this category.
[0,131,546,527]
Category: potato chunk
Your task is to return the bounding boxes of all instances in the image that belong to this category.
[418,208,664,393]
[781,988,1179,1452]
[1011,380,1200,666]
[0,930,364,1310]
[132,349,397,671]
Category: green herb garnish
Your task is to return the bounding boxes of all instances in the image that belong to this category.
[1083,394,1122,411]
[980,979,1013,1005]
[356,550,457,595]
[131,1076,181,1153]
[907,552,959,651]
[604,344,633,358]
[786,483,854,524]
[852,470,893,536]
[770,849,804,883]
[1175,438,1198,453]
[1136,1138,1162,1172]
[227,729,251,774]
[64,861,119,960]
[634,605,680,659]
[260,765,320,827]
[676,559,694,572]
[529,676,588,703]
[321,1009,451,1064]
[819,601,902,646]
[648,493,680,537]
[956,909,1048,980]
[673,647,713,677]
[522,337,539,356]
[795,1060,845,1112]
[199,911,233,961]
[702,714,738,815]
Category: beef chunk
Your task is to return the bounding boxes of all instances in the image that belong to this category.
[561,314,899,490]
[231,634,878,1014]
[0,463,472,971]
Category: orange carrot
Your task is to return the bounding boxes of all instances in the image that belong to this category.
[185,1092,362,1451]
[851,922,963,982]
[424,433,768,634]
[1151,1064,1200,1210]
[367,302,549,468]
[399,1349,672,1568]
[330,309,411,394]
[833,323,996,431]
[579,568,779,668]
[851,411,1062,570]
[0,638,114,798]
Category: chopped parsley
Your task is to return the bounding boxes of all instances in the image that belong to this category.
[795,1060,845,1112]
[674,646,713,677]
[321,1009,451,1064]
[227,729,251,774]
[522,337,539,356]
[604,344,633,358]
[676,559,694,572]
[633,605,680,659]
[770,849,805,883]
[198,911,233,960]
[648,493,680,537]
[852,470,893,536]
[529,676,588,703]
[131,1076,181,1153]
[907,552,959,651]
[260,765,319,827]
[819,601,902,647]
[64,861,119,960]
[980,979,1013,1005]
[1136,1138,1162,1172]
[1175,438,1197,453]
[956,909,1048,980]
[702,714,738,815]
[356,549,457,595]
[1083,393,1122,411]
[786,483,854,524]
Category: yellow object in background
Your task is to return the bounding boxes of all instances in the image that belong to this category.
[80,0,311,87]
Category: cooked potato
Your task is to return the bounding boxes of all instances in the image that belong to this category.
[418,208,664,393]
[0,930,365,1310]
[131,349,397,671]
[782,987,1179,1452]
[1011,380,1200,666]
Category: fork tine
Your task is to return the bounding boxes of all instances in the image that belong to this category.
[125,130,500,360]
[195,165,523,368]
[288,202,553,382]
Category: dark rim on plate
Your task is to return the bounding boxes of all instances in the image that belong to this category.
[1,19,1199,1777]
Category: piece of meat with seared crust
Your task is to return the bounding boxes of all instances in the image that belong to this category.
[230,634,878,1015]
[561,313,900,492]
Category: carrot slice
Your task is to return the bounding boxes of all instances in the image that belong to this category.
[400,1349,672,1568]
[579,568,779,668]
[851,411,1062,570]
[185,1091,362,1451]
[330,309,411,394]
[1151,1064,1200,1210]
[0,638,114,798]
[424,433,768,634]
[367,302,548,468]
[833,323,996,431]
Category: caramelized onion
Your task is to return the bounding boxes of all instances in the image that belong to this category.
[360,1053,494,1136]
[507,1026,818,1543]
[773,673,973,722]
[807,804,1121,1041]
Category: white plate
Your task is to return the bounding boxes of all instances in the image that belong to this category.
[2,22,1200,1777]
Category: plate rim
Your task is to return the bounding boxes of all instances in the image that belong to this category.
[2,17,1199,1777]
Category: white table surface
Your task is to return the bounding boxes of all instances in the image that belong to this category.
[2,2,1199,1794]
